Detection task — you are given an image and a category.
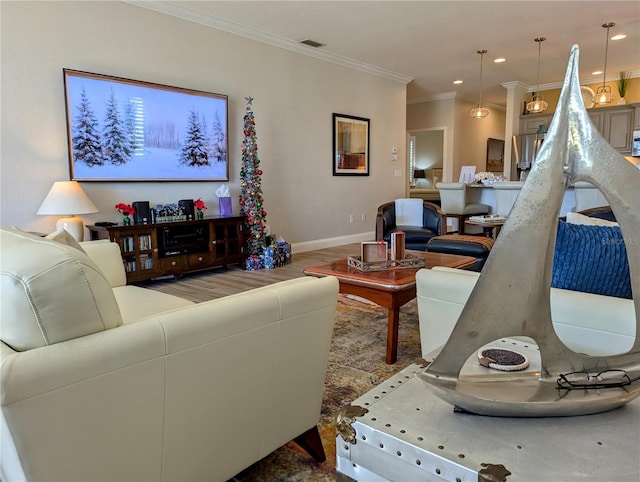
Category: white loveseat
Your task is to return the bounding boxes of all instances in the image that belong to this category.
[0,228,339,481]
[416,266,636,360]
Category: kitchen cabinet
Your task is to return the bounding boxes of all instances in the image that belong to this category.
[602,106,634,152]
[520,115,552,134]
[521,103,638,154]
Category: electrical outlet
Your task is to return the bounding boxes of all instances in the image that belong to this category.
[349,214,354,223]
[361,212,366,222]
[394,169,402,177]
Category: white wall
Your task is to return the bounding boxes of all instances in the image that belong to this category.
[407,96,506,182]
[0,1,407,247]
[412,131,443,188]
[453,98,506,180]
[407,97,455,181]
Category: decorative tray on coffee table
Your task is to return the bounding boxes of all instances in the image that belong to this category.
[347,254,425,272]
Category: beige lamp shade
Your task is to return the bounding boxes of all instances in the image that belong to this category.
[37,181,98,241]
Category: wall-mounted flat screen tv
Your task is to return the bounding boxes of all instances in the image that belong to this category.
[64,69,228,181]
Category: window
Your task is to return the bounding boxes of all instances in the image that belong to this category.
[409,135,416,184]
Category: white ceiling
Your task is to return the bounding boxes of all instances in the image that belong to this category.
[130,1,640,107]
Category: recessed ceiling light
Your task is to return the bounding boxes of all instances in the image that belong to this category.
[592,70,603,75]
[494,58,506,63]
[611,34,626,40]
[453,80,463,84]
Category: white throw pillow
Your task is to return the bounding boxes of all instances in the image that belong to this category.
[395,198,424,226]
[566,211,618,227]
[0,228,123,351]
[45,227,87,253]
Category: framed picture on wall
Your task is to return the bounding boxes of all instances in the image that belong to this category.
[333,113,370,176]
[486,137,505,173]
[64,69,229,181]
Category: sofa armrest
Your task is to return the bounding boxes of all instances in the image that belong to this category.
[416,267,479,358]
[416,267,635,360]
[113,285,194,323]
[422,202,446,235]
[142,275,339,480]
[376,202,396,241]
[1,320,168,480]
[80,240,127,287]
[1,276,339,482]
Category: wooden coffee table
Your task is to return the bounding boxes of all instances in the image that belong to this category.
[303,251,476,364]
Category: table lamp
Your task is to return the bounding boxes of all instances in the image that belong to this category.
[413,168,426,187]
[37,181,98,241]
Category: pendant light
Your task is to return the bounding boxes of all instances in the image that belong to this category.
[526,37,548,113]
[470,50,490,119]
[593,22,616,106]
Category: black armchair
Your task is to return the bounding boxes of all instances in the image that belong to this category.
[375,200,447,251]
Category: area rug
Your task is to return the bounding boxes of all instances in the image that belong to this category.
[231,294,425,482]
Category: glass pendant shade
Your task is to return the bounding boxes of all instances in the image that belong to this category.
[470,49,489,119]
[526,95,549,113]
[470,106,490,118]
[594,85,614,105]
[526,37,548,113]
[593,22,615,106]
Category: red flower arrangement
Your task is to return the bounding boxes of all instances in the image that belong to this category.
[115,203,135,216]
[194,198,207,211]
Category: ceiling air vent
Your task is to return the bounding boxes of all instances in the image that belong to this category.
[299,39,325,48]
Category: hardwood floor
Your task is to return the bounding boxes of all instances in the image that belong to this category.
[143,243,362,302]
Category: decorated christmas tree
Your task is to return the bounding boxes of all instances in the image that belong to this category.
[239,96,267,262]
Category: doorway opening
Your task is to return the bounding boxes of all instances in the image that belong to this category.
[407,128,445,191]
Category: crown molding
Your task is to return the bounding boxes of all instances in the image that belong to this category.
[124,0,413,85]
[529,70,640,93]
[407,92,462,105]
[501,81,529,92]
[408,92,505,111]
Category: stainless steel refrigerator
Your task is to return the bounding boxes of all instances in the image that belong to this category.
[632,130,640,157]
[511,133,545,181]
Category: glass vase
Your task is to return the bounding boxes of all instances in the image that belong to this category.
[123,216,131,226]
[197,210,204,220]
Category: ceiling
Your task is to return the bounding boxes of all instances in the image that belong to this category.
[130,1,640,107]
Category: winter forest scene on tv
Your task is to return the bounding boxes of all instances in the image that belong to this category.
[65,70,228,181]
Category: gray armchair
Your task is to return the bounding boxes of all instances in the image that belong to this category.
[375,199,446,251]
[436,182,490,234]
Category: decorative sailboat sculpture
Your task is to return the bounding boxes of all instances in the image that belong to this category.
[417,45,640,417]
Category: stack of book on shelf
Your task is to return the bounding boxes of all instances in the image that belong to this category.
[468,214,507,223]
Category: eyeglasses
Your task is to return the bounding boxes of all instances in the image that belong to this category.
[556,369,640,390]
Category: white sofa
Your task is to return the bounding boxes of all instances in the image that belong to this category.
[0,228,339,482]
[416,266,636,361]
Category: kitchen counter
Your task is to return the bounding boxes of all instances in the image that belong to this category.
[467,183,577,217]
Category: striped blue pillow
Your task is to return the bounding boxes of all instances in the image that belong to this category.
[552,221,632,299]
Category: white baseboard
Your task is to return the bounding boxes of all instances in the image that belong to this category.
[292,232,374,253]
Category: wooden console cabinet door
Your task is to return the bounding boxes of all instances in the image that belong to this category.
[109,227,159,283]
[210,217,245,265]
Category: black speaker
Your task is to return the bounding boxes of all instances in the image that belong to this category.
[132,201,150,225]
[179,199,194,220]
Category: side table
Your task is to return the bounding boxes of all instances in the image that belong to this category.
[336,339,640,481]
[464,219,505,238]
